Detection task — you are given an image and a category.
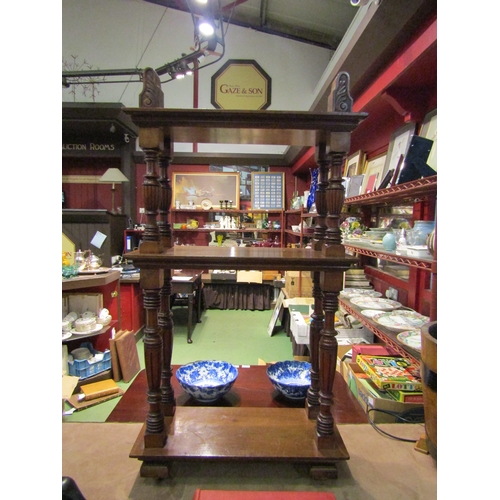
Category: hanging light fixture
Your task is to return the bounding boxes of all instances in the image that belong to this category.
[62,0,228,87]
[99,168,129,213]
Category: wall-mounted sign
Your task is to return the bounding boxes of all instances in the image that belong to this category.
[211,59,271,110]
[62,138,123,157]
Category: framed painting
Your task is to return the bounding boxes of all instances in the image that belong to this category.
[251,172,285,209]
[172,172,240,209]
[360,153,387,194]
[382,123,416,181]
[343,150,366,177]
[420,108,437,171]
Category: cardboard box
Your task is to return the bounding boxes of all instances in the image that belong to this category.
[236,270,263,283]
[342,361,423,423]
[262,270,280,281]
[290,311,310,344]
[284,271,312,298]
[209,270,237,281]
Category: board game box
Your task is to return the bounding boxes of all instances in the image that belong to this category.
[356,354,422,391]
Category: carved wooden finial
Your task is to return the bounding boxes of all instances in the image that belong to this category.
[139,67,164,108]
[327,71,353,113]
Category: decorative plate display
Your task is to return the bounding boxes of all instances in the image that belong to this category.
[340,288,382,298]
[397,330,422,351]
[373,310,429,331]
[69,324,104,335]
[360,309,386,318]
[350,297,402,311]
[201,198,213,210]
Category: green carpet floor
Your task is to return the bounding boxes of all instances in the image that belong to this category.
[63,306,293,423]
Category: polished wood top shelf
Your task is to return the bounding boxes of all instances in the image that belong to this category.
[126,245,358,271]
[123,108,367,146]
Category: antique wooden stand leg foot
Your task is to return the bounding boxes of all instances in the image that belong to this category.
[309,463,338,480]
[139,461,171,479]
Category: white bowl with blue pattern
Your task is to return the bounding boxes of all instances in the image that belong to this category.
[175,360,239,403]
[266,360,311,400]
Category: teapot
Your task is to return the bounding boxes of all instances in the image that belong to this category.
[85,251,102,270]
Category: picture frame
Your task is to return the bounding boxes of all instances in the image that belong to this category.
[419,108,437,171]
[251,172,285,209]
[360,153,387,194]
[343,150,366,177]
[172,172,240,209]
[382,123,416,181]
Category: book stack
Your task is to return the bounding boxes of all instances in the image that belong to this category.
[356,354,423,403]
[343,269,372,289]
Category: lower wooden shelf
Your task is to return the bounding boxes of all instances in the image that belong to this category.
[130,407,349,477]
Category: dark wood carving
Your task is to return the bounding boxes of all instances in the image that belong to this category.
[331,71,353,113]
[139,67,164,108]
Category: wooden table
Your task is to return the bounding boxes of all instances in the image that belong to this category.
[171,269,203,343]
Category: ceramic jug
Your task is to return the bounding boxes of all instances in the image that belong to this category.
[382,232,397,251]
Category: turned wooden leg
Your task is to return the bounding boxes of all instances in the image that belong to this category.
[141,276,166,448]
[306,271,323,419]
[316,271,342,449]
[159,269,175,416]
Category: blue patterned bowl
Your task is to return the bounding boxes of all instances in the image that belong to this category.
[266,360,311,400]
[175,360,239,403]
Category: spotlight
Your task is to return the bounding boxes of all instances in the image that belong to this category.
[198,19,215,36]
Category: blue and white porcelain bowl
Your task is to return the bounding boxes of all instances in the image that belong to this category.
[266,360,311,400]
[175,360,239,403]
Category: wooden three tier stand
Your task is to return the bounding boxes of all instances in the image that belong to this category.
[124,69,367,479]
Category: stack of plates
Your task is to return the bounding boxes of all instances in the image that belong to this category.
[364,228,388,241]
[350,296,402,311]
[396,331,422,351]
[372,310,429,331]
[340,288,382,299]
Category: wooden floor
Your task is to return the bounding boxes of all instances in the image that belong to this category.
[107,364,368,425]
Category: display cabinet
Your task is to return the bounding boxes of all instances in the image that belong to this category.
[62,269,121,352]
[284,208,316,247]
[170,208,284,246]
[340,176,437,364]
[121,69,367,479]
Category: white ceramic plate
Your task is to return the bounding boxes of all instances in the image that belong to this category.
[62,332,72,341]
[69,324,104,335]
[340,288,382,298]
[201,198,212,210]
[360,309,385,318]
[397,330,422,351]
[373,310,429,331]
[350,297,402,311]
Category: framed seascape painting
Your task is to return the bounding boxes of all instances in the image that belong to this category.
[343,150,366,177]
[172,172,240,209]
[383,123,416,182]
